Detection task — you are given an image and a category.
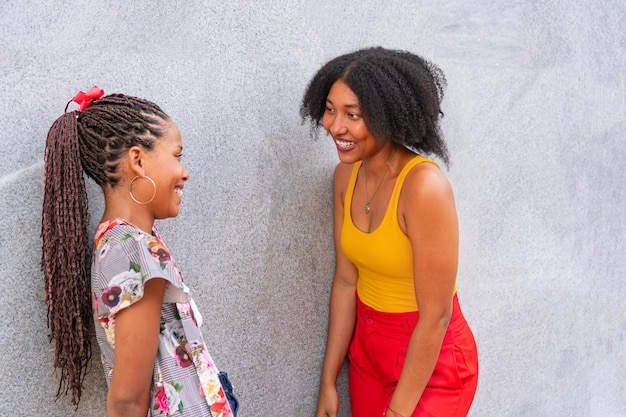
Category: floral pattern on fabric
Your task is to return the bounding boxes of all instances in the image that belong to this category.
[147,236,171,269]
[154,381,185,415]
[91,218,234,417]
[101,269,145,315]
[188,341,231,415]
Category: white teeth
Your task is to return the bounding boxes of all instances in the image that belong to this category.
[336,138,356,148]
[175,188,183,199]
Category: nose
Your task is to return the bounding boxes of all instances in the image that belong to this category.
[327,114,347,136]
[182,167,190,181]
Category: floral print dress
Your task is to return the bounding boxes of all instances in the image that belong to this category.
[92,218,234,417]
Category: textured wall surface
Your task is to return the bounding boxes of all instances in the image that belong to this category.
[1,1,624,416]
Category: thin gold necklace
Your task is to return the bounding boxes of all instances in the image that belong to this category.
[363,146,396,214]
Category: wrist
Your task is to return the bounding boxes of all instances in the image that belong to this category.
[319,376,337,390]
[384,405,408,417]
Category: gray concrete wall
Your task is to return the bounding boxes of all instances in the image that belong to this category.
[1,1,624,416]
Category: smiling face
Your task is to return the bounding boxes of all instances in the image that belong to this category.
[322,80,383,164]
[142,121,189,219]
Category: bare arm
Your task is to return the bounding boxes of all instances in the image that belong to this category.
[107,278,166,417]
[386,164,459,417]
[316,163,359,417]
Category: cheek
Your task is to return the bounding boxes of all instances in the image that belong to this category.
[354,122,372,140]
[321,113,332,132]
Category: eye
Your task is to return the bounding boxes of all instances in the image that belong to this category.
[348,113,361,120]
[175,153,183,159]
[325,106,335,114]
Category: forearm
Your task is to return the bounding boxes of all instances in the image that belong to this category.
[388,318,449,416]
[320,280,357,387]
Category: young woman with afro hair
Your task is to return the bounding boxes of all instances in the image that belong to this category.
[301,47,478,417]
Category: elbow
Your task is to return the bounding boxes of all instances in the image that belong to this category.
[438,309,452,331]
[107,390,149,417]
[421,305,453,335]
[428,307,452,334]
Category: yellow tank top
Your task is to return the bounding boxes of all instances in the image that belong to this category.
[341,155,453,313]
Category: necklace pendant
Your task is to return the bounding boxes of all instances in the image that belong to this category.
[365,203,371,214]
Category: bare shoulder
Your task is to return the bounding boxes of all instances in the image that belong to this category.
[398,160,456,233]
[333,161,355,194]
[334,161,354,181]
[402,160,454,202]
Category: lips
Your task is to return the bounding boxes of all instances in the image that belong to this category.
[334,137,357,151]
[174,187,183,199]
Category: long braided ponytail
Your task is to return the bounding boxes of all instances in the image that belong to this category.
[41,92,169,406]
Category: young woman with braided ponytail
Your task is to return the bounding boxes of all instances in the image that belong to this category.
[301,47,478,417]
[42,87,237,417]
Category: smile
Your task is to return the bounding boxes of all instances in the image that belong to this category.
[175,188,183,199]
[334,138,357,149]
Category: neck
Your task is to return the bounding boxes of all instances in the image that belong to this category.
[362,144,397,177]
[101,187,155,234]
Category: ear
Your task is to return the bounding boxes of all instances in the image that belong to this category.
[126,146,146,177]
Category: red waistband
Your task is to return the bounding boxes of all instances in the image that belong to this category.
[356,292,461,332]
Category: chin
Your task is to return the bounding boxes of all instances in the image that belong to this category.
[155,209,180,220]
[337,153,360,165]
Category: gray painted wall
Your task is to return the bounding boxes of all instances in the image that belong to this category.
[1,1,624,416]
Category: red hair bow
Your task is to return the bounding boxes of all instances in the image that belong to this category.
[71,85,104,111]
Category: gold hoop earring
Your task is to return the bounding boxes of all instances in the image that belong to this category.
[129,175,157,205]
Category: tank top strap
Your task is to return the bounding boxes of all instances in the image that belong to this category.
[344,161,363,222]
[387,155,440,221]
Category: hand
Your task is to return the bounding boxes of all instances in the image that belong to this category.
[315,384,339,417]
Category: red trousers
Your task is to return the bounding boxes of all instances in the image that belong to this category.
[348,294,478,417]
